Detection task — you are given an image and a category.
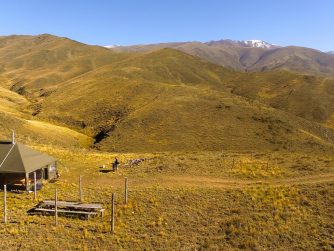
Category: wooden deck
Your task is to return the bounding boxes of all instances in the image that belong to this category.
[30,200,105,219]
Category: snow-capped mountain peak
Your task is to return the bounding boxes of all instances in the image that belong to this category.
[104,45,120,49]
[242,40,274,49]
[205,39,279,49]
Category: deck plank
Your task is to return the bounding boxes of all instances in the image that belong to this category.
[31,200,105,219]
[41,200,103,209]
[34,207,97,215]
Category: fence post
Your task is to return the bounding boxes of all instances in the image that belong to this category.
[34,172,37,201]
[79,175,83,202]
[4,185,7,224]
[111,193,115,233]
[125,178,128,205]
[55,188,58,227]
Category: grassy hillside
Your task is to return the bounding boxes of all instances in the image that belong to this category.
[0,34,334,153]
[0,85,92,148]
[248,46,334,75]
[226,71,334,125]
[0,34,130,97]
[33,48,334,152]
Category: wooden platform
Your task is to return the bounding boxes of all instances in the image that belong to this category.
[30,200,105,220]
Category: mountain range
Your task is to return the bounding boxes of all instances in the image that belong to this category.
[0,34,334,152]
[110,39,334,76]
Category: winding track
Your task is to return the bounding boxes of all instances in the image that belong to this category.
[127,173,334,189]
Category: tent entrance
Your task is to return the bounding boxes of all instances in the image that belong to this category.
[0,173,26,190]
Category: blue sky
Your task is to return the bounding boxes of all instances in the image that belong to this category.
[0,0,333,51]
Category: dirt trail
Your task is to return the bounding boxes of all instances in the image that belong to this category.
[128,173,334,189]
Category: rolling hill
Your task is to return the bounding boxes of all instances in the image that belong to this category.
[0,85,92,148]
[0,34,334,153]
[0,34,130,97]
[225,71,334,126]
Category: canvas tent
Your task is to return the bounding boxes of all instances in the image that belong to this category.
[0,138,57,190]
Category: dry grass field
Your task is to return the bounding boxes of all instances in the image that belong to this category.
[0,146,332,250]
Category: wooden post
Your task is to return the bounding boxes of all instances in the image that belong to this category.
[79,175,83,203]
[55,188,58,226]
[4,185,7,224]
[34,172,37,201]
[266,162,269,170]
[11,130,15,144]
[125,177,128,205]
[251,152,253,160]
[25,173,29,191]
[232,158,235,169]
[111,192,115,233]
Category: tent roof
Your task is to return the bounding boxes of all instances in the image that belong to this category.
[0,142,56,174]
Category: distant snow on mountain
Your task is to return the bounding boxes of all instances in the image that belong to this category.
[104,45,119,49]
[328,51,334,55]
[206,39,279,49]
[242,40,275,49]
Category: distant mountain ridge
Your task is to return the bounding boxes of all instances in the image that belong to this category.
[110,39,334,76]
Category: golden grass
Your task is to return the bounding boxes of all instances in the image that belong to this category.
[0,146,332,250]
[0,146,334,250]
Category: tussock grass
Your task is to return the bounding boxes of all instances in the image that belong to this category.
[0,147,332,250]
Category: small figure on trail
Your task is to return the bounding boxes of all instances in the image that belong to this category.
[112,157,120,171]
[56,170,60,178]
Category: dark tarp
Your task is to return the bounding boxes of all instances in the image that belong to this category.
[0,142,56,174]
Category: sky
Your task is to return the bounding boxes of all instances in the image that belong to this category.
[0,0,333,51]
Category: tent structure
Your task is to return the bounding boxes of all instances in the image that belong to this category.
[0,133,57,190]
